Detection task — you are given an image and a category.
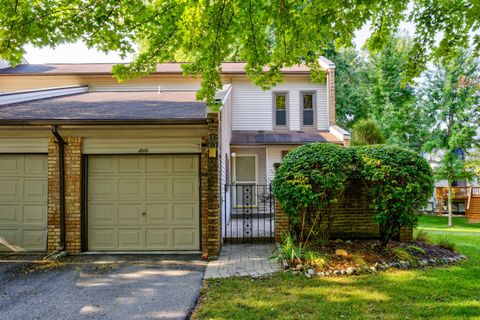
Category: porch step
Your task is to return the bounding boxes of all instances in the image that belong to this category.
[467,197,480,223]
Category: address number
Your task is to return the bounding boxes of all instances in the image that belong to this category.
[138,148,149,154]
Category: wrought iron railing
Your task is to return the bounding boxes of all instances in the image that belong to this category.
[223,184,274,243]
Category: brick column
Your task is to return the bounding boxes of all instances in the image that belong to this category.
[328,68,336,126]
[47,136,83,253]
[274,200,289,243]
[201,112,221,258]
[399,226,413,243]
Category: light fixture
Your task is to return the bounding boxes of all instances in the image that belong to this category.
[208,142,217,158]
[230,152,236,158]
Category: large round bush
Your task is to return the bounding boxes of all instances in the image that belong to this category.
[273,143,434,244]
[272,143,352,240]
[355,145,434,243]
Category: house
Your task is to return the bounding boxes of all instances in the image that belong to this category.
[426,146,480,223]
[0,59,350,257]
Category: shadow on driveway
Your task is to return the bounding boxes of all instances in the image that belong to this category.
[0,254,206,320]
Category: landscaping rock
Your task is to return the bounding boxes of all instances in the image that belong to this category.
[346,267,355,275]
[307,269,315,276]
[335,249,349,257]
[333,270,340,275]
[296,264,303,270]
[340,270,347,275]
[369,266,377,273]
[419,260,428,267]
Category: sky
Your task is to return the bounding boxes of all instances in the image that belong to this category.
[23,23,412,64]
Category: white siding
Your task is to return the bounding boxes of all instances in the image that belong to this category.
[266,146,298,183]
[231,78,328,131]
[219,87,233,233]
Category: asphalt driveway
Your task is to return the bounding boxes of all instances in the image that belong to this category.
[0,254,206,320]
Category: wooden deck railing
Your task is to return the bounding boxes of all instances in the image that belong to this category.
[436,186,471,215]
[436,186,471,200]
[472,187,480,196]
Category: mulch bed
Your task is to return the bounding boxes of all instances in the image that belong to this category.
[315,239,458,271]
[285,239,465,277]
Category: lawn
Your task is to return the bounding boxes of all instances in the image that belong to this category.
[193,216,480,320]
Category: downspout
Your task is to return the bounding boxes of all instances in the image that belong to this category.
[51,125,67,251]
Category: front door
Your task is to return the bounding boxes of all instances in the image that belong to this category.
[234,155,257,207]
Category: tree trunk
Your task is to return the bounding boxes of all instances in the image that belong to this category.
[447,180,453,227]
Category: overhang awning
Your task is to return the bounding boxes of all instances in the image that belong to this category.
[231,130,343,145]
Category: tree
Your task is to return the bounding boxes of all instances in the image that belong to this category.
[365,34,428,151]
[350,118,386,146]
[1,1,479,103]
[324,47,369,128]
[466,148,480,183]
[419,49,480,227]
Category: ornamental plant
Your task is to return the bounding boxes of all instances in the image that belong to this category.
[273,143,434,245]
[352,145,433,244]
[272,143,352,244]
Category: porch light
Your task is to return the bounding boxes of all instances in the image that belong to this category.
[209,142,217,158]
[230,152,236,158]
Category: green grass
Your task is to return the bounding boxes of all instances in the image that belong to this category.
[193,216,480,320]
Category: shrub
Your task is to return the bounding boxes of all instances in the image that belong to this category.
[303,250,328,269]
[273,143,434,246]
[273,233,328,269]
[393,247,415,263]
[415,229,430,242]
[355,145,434,244]
[350,118,386,146]
[438,237,456,251]
[274,233,305,266]
[407,245,426,255]
[272,143,352,243]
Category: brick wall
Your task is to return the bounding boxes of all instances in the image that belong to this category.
[201,113,222,258]
[274,200,289,242]
[275,179,413,242]
[47,136,83,252]
[328,68,336,126]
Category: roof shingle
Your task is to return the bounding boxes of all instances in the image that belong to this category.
[0,91,206,122]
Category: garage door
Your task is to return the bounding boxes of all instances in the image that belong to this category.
[88,155,200,251]
[0,155,48,251]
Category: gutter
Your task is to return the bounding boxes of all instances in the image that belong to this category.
[51,125,67,251]
[0,119,208,126]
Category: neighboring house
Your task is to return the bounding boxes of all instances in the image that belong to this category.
[0,59,350,256]
[0,58,28,92]
[425,139,480,222]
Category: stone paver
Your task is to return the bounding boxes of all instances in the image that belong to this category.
[204,244,280,279]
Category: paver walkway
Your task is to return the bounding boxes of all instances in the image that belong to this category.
[204,244,281,279]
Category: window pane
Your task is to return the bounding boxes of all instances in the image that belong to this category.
[303,109,313,126]
[275,94,286,110]
[236,156,256,182]
[276,110,286,126]
[303,94,313,109]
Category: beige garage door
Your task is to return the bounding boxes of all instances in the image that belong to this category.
[0,155,48,251]
[88,155,200,251]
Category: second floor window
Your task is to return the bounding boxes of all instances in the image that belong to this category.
[301,91,315,128]
[274,92,288,128]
